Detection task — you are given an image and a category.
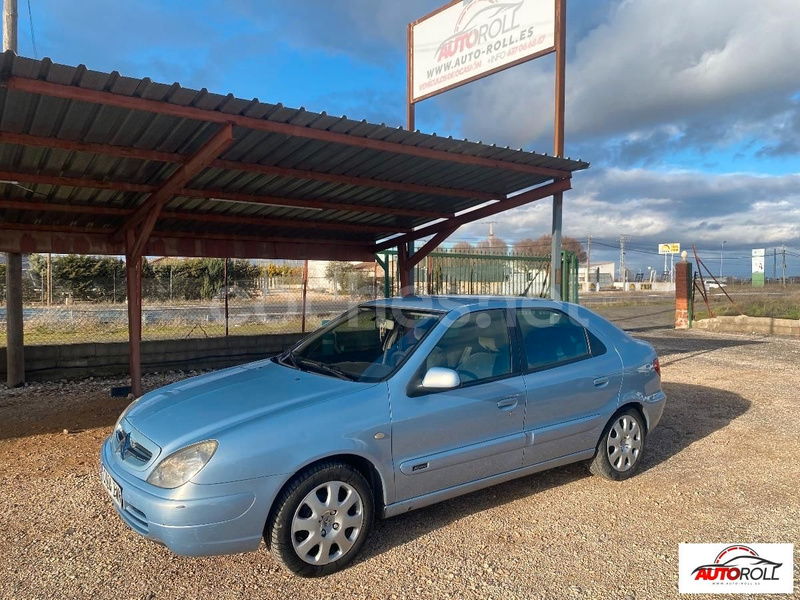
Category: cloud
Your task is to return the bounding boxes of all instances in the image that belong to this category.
[454,0,800,162]
[451,168,800,260]
[228,0,436,64]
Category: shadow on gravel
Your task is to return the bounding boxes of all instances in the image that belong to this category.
[360,382,750,562]
[0,395,130,440]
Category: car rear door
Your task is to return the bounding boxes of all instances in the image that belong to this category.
[516,308,623,466]
[389,309,527,502]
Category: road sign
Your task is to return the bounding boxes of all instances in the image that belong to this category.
[752,248,765,287]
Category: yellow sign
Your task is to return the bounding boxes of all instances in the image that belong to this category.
[658,243,681,255]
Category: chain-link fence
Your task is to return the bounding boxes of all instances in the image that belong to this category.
[0,256,382,347]
[1,249,584,347]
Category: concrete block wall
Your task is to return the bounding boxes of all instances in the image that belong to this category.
[0,333,306,382]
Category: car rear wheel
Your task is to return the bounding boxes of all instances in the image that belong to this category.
[590,408,646,481]
[267,461,374,577]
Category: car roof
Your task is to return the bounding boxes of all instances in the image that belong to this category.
[361,295,573,313]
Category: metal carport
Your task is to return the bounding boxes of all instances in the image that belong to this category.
[0,52,588,394]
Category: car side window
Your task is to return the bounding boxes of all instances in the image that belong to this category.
[425,309,512,385]
[517,308,594,371]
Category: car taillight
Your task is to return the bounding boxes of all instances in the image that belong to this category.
[653,357,661,377]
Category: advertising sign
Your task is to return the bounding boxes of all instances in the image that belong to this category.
[411,0,556,102]
[658,243,681,255]
[752,248,765,287]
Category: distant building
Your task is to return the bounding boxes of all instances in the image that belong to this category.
[578,262,616,291]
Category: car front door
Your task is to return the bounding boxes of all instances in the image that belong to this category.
[517,308,623,466]
[389,309,526,503]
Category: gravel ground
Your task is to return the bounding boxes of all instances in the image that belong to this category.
[1,308,798,599]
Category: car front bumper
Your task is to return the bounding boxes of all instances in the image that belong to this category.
[100,437,284,556]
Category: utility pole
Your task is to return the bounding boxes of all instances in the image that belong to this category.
[4,0,24,388]
[619,234,628,290]
[775,247,781,282]
[782,245,787,286]
[3,0,16,53]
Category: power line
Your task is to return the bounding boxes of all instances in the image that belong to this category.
[26,0,36,58]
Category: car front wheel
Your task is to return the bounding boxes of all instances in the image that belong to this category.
[267,461,374,577]
[590,409,646,481]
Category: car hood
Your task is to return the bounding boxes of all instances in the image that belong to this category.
[125,359,371,450]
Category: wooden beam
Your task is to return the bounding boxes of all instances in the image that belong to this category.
[119,123,235,259]
[374,179,572,252]
[212,159,498,202]
[0,167,453,219]
[158,210,409,234]
[5,77,573,179]
[0,224,375,261]
[405,227,457,271]
[0,131,505,202]
[0,170,152,193]
[0,199,410,233]
[182,188,447,219]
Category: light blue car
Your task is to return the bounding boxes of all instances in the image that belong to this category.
[100,297,665,576]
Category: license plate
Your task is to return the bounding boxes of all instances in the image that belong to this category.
[100,465,123,507]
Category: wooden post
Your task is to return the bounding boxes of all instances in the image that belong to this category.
[3,0,23,388]
[301,259,309,333]
[223,258,229,337]
[5,252,24,387]
[125,229,143,397]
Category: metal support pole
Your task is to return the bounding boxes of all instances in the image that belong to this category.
[5,252,24,387]
[125,229,143,397]
[301,259,309,333]
[406,23,416,132]
[550,0,567,300]
[550,195,563,300]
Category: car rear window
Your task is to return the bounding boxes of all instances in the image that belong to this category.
[517,308,593,371]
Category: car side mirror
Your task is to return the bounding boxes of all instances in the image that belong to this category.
[420,367,460,390]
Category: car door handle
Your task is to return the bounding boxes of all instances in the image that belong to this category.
[593,376,610,388]
[497,396,519,410]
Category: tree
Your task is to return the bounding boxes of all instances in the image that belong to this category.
[451,241,473,253]
[475,237,508,255]
[513,235,586,263]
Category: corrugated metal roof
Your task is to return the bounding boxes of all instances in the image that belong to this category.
[0,52,589,253]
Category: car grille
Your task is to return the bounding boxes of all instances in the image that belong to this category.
[114,421,158,467]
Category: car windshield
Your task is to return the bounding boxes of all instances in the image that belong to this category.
[277,306,443,383]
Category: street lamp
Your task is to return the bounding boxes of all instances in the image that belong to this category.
[720,241,727,279]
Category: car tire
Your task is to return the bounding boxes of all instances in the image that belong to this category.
[266,461,374,577]
[590,408,646,481]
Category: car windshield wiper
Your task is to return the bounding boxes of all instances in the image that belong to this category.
[295,358,356,381]
[276,349,299,369]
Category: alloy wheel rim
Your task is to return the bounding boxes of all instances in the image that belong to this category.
[606,415,642,472]
[291,480,364,565]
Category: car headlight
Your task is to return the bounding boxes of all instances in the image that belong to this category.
[146,440,218,489]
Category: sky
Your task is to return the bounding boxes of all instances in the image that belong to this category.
[16,0,800,277]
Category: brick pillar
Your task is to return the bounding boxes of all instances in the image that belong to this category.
[675,259,693,330]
